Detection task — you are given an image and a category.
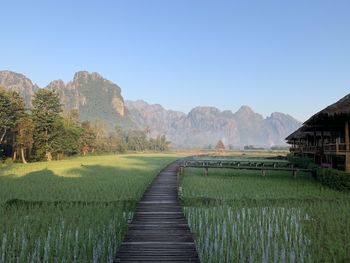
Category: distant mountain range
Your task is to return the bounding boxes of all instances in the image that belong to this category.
[0,70,302,148]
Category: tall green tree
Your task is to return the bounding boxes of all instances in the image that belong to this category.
[0,87,25,145]
[148,134,170,151]
[51,117,82,159]
[80,121,96,155]
[92,119,108,152]
[114,127,127,153]
[32,89,62,161]
[15,115,34,163]
[126,129,147,151]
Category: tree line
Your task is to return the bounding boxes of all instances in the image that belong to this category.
[0,87,170,163]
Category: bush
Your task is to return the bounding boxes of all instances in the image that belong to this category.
[287,154,314,169]
[316,168,350,191]
[287,154,350,191]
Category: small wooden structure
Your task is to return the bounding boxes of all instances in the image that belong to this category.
[215,140,225,151]
[286,93,350,172]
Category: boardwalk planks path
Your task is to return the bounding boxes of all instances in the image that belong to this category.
[114,159,200,262]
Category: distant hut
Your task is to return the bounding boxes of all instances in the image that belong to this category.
[215,140,226,151]
[286,93,350,172]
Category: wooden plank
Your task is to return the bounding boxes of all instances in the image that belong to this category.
[114,159,200,263]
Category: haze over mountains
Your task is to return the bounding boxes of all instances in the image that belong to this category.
[0,70,301,148]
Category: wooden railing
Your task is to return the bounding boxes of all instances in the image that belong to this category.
[291,143,348,154]
[179,159,315,178]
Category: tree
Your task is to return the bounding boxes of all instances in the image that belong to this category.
[147,134,170,151]
[80,121,96,155]
[51,113,82,159]
[126,129,147,151]
[215,139,225,151]
[113,126,127,153]
[0,87,25,145]
[92,119,108,152]
[15,115,34,163]
[32,89,62,161]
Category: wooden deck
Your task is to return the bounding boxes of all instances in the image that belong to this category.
[114,160,200,263]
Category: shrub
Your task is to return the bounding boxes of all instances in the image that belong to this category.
[287,154,314,169]
[316,168,350,191]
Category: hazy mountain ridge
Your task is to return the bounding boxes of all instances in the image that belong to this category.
[126,101,302,148]
[0,70,302,148]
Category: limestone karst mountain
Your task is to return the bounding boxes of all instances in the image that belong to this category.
[127,101,302,148]
[46,71,134,130]
[0,70,39,107]
[0,70,302,148]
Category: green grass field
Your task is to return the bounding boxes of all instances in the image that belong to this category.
[180,158,350,263]
[2,154,350,262]
[0,153,181,262]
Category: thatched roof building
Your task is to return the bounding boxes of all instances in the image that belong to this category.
[286,92,350,172]
[305,93,350,125]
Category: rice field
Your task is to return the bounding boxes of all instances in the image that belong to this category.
[180,158,350,263]
[0,153,181,262]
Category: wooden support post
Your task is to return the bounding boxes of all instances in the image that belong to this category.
[321,130,324,153]
[204,167,208,176]
[345,121,349,151]
[314,130,317,147]
[336,142,339,154]
[345,121,350,172]
[293,169,297,179]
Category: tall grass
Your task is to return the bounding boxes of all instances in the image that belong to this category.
[180,160,350,262]
[0,153,181,262]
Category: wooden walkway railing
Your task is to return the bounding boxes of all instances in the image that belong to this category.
[180,160,315,178]
[114,160,200,262]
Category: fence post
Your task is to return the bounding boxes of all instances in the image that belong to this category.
[293,169,297,178]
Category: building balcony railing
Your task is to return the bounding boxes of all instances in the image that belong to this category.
[291,143,349,154]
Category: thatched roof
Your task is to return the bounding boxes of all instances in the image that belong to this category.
[285,125,333,142]
[286,93,350,143]
[305,93,350,125]
[285,127,302,141]
[285,126,312,141]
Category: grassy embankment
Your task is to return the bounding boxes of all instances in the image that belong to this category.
[0,153,182,262]
[180,156,350,263]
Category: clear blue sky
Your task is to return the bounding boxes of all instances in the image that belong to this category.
[1,0,350,122]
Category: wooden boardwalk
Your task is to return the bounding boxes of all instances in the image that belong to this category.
[114,160,200,263]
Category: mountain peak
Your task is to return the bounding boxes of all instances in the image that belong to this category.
[73,71,105,82]
[0,70,30,80]
[189,106,221,115]
[268,112,302,124]
[47,79,65,90]
[236,105,254,114]
[0,70,39,107]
